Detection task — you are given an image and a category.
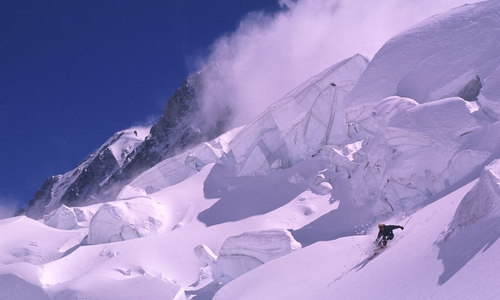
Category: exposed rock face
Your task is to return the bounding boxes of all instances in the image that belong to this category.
[61,147,120,206]
[104,72,230,192]
[457,75,482,101]
[98,71,232,206]
[27,176,61,219]
[26,134,123,219]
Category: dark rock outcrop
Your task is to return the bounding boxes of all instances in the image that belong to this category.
[100,71,231,202]
[457,75,482,101]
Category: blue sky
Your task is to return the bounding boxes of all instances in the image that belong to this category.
[0,0,280,209]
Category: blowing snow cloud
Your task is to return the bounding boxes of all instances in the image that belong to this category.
[193,0,481,130]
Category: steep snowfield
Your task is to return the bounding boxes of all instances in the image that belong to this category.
[3,1,500,299]
[214,180,499,300]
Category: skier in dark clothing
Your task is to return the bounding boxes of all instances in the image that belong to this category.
[375,223,404,247]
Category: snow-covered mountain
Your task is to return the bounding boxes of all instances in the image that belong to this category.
[26,70,232,219]
[4,1,500,299]
[26,127,150,220]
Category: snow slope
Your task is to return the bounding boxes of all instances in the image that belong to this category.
[2,157,500,299]
[3,1,500,299]
[214,180,500,300]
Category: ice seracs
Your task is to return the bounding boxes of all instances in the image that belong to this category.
[347,96,496,215]
[128,53,366,194]
[87,197,167,245]
[479,65,500,119]
[226,54,368,177]
[43,205,78,230]
[449,159,500,231]
[201,229,300,284]
[129,127,242,193]
[331,1,500,214]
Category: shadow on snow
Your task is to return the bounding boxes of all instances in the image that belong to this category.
[437,216,500,285]
[290,175,375,247]
[197,164,305,226]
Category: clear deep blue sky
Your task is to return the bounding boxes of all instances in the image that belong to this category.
[0,0,280,209]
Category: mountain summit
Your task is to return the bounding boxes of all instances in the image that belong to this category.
[26,69,231,219]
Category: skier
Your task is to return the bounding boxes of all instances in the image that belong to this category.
[375,223,404,248]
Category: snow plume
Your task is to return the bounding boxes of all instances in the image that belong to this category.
[193,0,481,130]
[0,196,18,219]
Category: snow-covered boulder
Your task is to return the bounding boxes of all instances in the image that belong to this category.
[87,199,167,245]
[43,205,78,230]
[214,229,300,283]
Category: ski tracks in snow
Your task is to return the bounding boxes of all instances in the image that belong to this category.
[326,228,410,288]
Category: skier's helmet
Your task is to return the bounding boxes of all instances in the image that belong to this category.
[378,223,385,229]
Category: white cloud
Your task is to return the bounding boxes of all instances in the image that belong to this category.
[194,0,481,129]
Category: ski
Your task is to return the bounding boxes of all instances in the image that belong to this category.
[367,245,390,260]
